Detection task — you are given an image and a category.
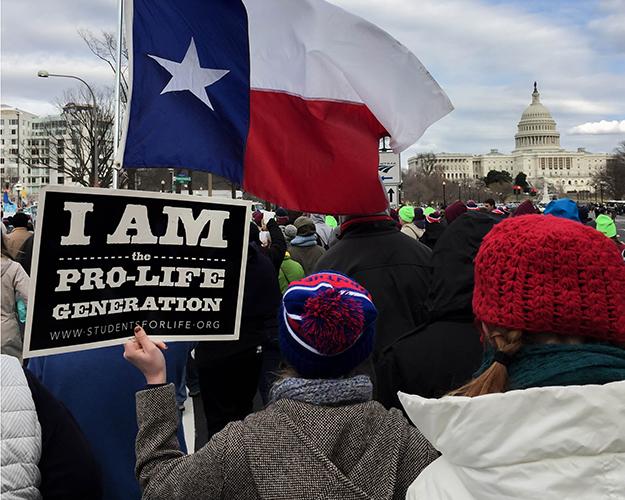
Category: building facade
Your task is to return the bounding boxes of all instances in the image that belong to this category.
[1,105,76,198]
[408,84,610,197]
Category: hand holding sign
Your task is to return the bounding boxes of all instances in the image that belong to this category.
[123,326,167,384]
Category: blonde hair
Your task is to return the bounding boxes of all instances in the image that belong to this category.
[450,329,523,397]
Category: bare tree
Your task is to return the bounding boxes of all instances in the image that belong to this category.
[413,152,440,176]
[18,87,119,188]
[78,29,151,189]
[402,170,450,205]
[78,29,128,104]
[593,141,625,200]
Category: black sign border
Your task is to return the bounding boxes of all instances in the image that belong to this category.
[23,185,250,358]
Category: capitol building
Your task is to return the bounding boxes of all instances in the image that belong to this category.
[408,84,612,197]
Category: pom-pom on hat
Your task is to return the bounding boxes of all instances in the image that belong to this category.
[279,272,377,378]
[473,215,625,342]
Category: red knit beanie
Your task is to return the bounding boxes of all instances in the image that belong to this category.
[444,200,468,224]
[473,215,625,342]
[512,199,539,217]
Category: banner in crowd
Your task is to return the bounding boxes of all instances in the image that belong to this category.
[23,186,250,357]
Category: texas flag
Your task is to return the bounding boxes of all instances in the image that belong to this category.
[119,0,452,214]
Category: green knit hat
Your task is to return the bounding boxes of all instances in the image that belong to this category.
[423,206,435,217]
[596,214,617,238]
[325,215,338,228]
[398,206,415,223]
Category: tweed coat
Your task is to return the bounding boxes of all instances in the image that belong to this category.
[135,384,438,499]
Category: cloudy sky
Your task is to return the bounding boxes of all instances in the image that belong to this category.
[2,0,624,160]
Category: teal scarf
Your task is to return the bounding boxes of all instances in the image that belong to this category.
[476,343,625,390]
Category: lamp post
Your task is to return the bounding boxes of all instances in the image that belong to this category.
[442,180,447,207]
[16,110,21,205]
[160,180,166,193]
[38,70,98,187]
[600,183,604,204]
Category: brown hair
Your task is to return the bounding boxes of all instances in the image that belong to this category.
[273,357,376,385]
[450,328,523,397]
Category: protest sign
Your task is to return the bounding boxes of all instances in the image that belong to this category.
[23,186,250,357]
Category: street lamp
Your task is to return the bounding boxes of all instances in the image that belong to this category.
[38,70,98,187]
[160,180,166,193]
[442,180,447,207]
[600,182,604,204]
[168,168,175,193]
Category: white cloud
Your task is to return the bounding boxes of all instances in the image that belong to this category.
[569,120,625,135]
[589,0,625,52]
[1,0,624,157]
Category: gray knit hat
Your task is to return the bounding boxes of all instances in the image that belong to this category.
[283,224,298,243]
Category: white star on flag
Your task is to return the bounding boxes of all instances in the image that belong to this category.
[148,38,229,110]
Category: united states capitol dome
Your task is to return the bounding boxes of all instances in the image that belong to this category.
[514,83,561,151]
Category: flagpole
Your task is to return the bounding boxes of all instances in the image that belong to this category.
[112,0,124,189]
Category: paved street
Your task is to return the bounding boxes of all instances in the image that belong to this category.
[616,216,625,241]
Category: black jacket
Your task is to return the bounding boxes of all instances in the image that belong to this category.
[263,219,287,272]
[249,219,287,272]
[314,217,432,356]
[419,221,447,250]
[377,212,500,409]
[196,241,281,360]
[24,369,103,499]
[18,234,34,275]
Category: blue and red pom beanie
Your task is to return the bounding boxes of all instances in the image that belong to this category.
[279,272,377,379]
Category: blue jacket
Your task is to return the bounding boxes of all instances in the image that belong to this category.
[28,342,193,500]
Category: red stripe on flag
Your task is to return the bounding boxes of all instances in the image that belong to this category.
[243,90,388,215]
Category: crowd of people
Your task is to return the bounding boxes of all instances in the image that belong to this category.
[1,195,624,499]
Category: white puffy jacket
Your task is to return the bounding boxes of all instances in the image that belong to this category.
[400,381,625,500]
[0,355,42,499]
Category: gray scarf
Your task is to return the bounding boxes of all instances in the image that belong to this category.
[270,375,373,406]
